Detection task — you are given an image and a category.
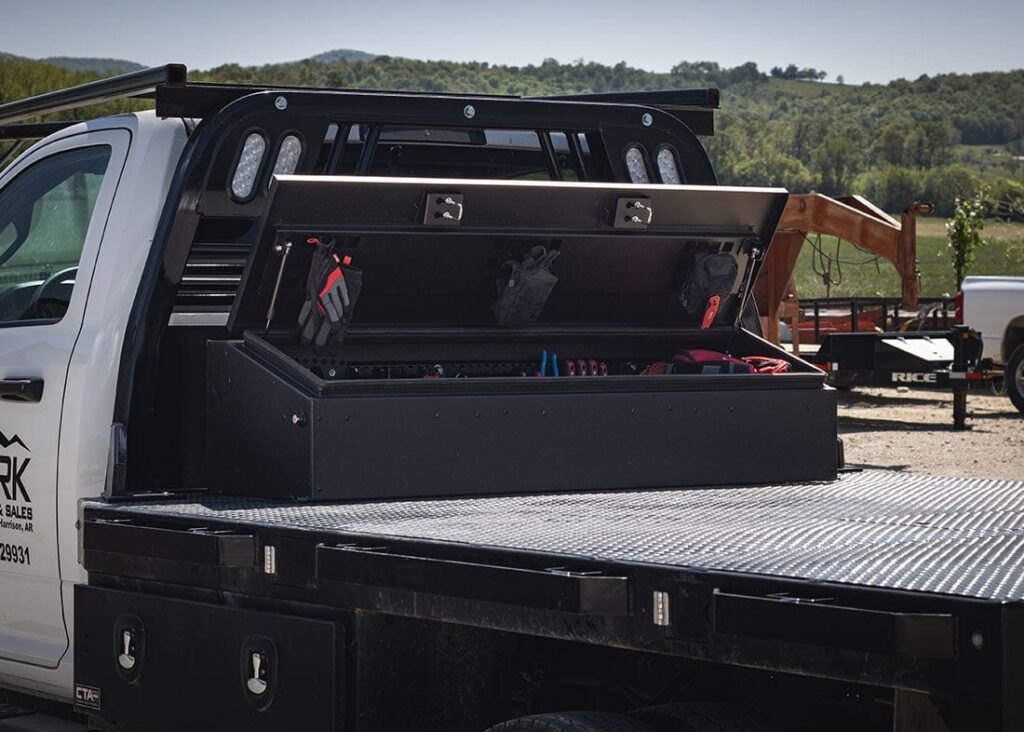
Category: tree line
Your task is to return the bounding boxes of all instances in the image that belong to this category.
[3,54,1023,217]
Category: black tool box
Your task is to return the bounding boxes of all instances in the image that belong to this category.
[207,174,837,500]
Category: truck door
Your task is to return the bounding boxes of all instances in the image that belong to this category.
[0,129,129,668]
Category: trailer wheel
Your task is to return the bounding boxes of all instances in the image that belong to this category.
[484,711,657,732]
[631,702,776,731]
[825,373,854,392]
[1007,344,1024,414]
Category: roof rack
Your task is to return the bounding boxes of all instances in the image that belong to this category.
[0,121,77,141]
[538,89,719,135]
[156,82,718,135]
[0,62,718,139]
[0,64,186,128]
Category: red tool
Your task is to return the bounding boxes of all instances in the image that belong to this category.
[700,295,721,330]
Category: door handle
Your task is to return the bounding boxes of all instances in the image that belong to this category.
[0,379,43,403]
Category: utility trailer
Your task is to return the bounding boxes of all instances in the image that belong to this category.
[0,66,1022,732]
[773,295,1003,429]
[813,325,1001,428]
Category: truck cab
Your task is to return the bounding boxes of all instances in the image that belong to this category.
[0,112,185,697]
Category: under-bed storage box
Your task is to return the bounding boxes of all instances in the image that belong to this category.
[207,175,837,500]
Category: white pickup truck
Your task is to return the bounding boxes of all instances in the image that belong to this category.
[2,65,1024,732]
[961,275,1024,412]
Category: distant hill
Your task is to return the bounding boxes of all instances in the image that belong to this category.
[307,48,379,63]
[41,56,145,74]
[3,51,1022,218]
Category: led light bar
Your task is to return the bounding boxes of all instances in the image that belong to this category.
[624,146,650,184]
[231,132,267,199]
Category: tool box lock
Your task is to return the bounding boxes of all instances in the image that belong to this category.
[241,635,277,711]
[113,614,145,684]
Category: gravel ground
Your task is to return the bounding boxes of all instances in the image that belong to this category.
[838,387,1023,479]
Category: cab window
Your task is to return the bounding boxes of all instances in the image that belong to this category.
[0,145,112,324]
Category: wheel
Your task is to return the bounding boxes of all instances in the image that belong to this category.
[631,702,776,732]
[485,711,657,732]
[825,373,854,392]
[1007,344,1024,414]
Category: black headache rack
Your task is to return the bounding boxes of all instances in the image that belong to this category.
[202,173,839,501]
[0,66,829,498]
[0,63,717,139]
[7,64,735,494]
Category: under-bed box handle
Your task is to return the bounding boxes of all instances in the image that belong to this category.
[83,518,256,568]
[316,544,628,616]
[713,590,955,660]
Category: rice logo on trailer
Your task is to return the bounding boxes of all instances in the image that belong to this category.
[891,372,938,384]
[0,429,30,504]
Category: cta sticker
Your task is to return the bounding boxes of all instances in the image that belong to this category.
[0,429,32,535]
[75,684,101,710]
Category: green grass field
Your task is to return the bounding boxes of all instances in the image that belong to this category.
[791,218,1024,299]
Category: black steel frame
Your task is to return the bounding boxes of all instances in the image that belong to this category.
[0,121,78,141]
[99,72,720,494]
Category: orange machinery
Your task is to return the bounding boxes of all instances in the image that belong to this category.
[754,194,934,345]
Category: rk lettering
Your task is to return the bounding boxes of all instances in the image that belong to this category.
[0,456,30,502]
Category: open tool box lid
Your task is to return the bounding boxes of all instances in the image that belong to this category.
[207,175,838,501]
[227,174,789,336]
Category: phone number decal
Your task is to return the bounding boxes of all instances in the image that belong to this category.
[0,542,30,565]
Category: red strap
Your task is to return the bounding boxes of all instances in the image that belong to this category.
[700,295,720,330]
[743,356,791,374]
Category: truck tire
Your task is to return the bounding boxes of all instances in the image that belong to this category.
[631,702,776,732]
[1007,344,1024,414]
[485,711,657,732]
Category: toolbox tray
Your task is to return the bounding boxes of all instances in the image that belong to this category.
[207,327,836,500]
[206,175,837,501]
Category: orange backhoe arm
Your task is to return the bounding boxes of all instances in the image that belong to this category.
[754,193,933,344]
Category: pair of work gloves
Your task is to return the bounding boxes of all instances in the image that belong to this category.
[297,239,363,349]
[492,246,560,327]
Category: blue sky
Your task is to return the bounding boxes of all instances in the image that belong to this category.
[2,0,1022,83]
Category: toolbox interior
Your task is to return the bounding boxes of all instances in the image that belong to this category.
[203,175,836,500]
[265,325,818,386]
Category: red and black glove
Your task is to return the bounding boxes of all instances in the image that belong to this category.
[298,238,362,349]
